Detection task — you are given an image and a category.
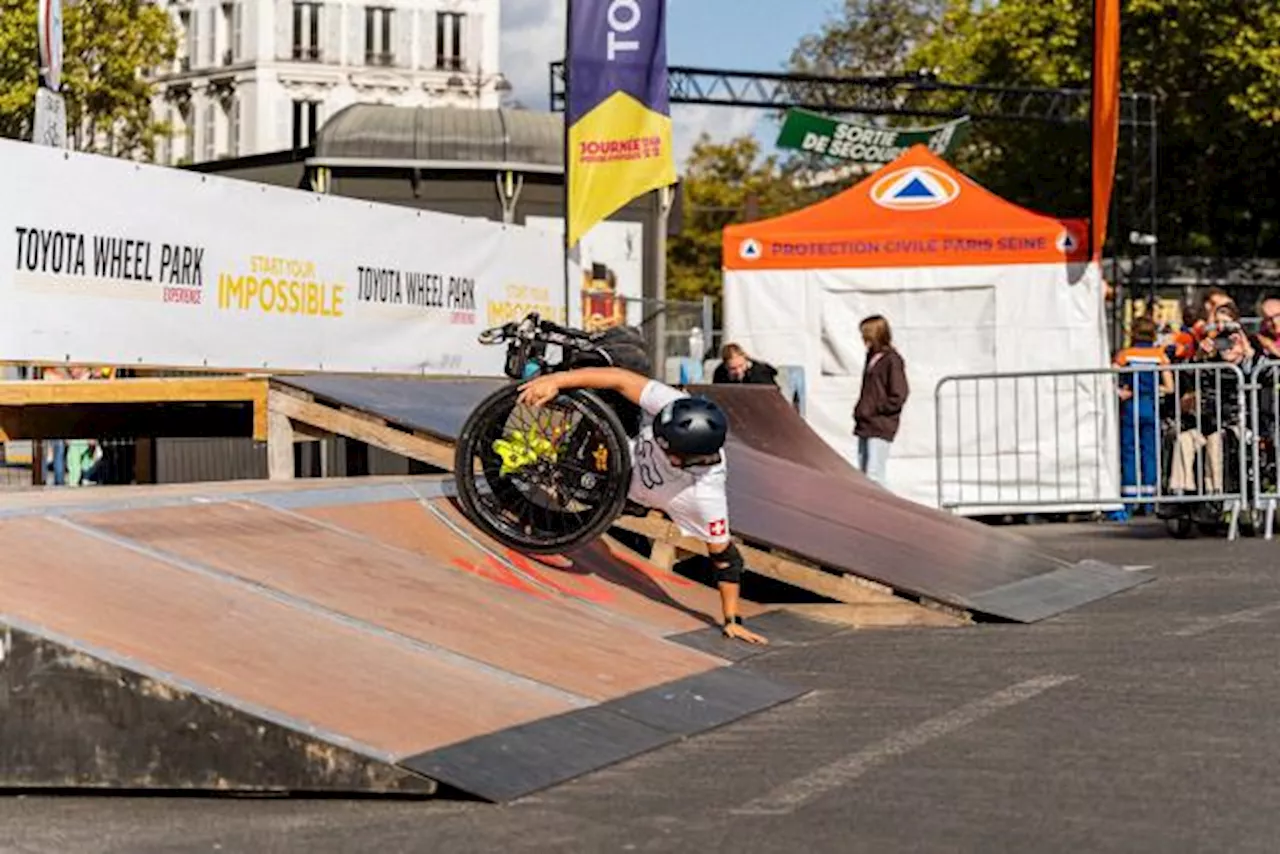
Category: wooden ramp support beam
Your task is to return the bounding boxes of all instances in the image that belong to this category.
[0,377,270,441]
[267,386,457,480]
[612,514,969,629]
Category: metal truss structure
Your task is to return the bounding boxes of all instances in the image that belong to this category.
[550,63,1159,299]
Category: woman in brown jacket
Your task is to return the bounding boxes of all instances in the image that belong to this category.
[853,315,909,486]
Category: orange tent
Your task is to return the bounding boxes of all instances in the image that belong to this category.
[718,145,1114,512]
[723,145,1089,272]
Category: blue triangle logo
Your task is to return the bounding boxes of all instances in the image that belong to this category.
[894,176,935,199]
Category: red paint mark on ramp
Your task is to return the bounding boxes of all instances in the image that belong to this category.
[450,556,553,600]
[503,550,616,604]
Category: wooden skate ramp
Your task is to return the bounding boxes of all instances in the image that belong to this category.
[0,477,801,801]
[690,385,1151,621]
[269,375,1149,622]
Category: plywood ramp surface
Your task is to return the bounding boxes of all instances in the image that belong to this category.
[0,516,572,758]
[274,375,503,440]
[73,501,724,701]
[427,499,764,632]
[299,499,716,635]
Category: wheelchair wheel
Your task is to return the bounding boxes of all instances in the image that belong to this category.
[1165,515,1196,539]
[452,383,632,554]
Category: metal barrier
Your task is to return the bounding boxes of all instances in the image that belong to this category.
[935,362,1251,539]
[1249,358,1280,538]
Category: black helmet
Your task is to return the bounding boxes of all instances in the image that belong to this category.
[653,396,728,457]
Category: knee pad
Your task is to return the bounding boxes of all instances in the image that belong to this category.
[709,542,744,585]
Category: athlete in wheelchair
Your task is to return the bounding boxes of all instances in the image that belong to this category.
[452,312,767,643]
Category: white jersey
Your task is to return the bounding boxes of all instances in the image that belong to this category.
[627,381,731,545]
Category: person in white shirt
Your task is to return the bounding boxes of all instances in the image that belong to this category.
[518,366,768,645]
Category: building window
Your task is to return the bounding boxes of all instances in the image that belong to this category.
[183,106,194,162]
[365,7,393,66]
[159,108,172,165]
[223,2,242,63]
[292,99,319,149]
[227,98,240,157]
[203,102,217,161]
[292,2,321,61]
[184,10,197,70]
[436,12,464,70]
[208,7,218,65]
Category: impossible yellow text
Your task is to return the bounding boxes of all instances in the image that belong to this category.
[217,256,345,317]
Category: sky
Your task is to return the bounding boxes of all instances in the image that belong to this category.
[499,0,843,167]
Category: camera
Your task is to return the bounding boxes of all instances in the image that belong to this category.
[1211,321,1243,350]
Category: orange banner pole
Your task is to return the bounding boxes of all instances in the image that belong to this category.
[1090,0,1121,262]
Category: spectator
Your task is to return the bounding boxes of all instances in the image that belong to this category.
[1114,316,1174,514]
[712,343,778,386]
[1255,295,1280,359]
[1186,287,1236,355]
[1170,313,1260,496]
[1160,302,1200,363]
[40,366,70,485]
[1195,301,1258,362]
[1202,286,1233,321]
[852,315,909,487]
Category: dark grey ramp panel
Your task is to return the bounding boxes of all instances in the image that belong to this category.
[966,561,1153,623]
[401,705,671,803]
[0,625,435,794]
[276,374,505,440]
[670,610,850,662]
[608,666,802,735]
[401,667,804,802]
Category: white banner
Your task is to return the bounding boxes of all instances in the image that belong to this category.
[0,139,569,375]
[526,216,645,333]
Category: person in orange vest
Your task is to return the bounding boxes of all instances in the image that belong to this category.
[1114,316,1174,515]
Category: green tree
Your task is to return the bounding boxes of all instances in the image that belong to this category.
[789,0,948,77]
[667,134,841,303]
[780,0,1280,256]
[904,0,1280,255]
[0,0,178,159]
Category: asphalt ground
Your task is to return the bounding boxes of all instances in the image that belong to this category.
[5,519,1280,854]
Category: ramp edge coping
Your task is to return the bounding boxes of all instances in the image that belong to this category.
[0,476,456,521]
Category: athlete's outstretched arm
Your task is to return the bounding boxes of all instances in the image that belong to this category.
[706,540,768,645]
[518,366,649,407]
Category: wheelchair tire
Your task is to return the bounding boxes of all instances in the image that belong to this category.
[452,383,632,554]
[1166,516,1196,539]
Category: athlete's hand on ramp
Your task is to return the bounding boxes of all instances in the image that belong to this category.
[723,622,769,645]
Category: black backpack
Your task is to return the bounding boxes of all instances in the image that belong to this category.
[565,325,652,437]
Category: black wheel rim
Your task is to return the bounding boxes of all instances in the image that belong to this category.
[460,393,625,549]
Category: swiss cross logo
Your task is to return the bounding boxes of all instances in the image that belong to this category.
[709,519,727,537]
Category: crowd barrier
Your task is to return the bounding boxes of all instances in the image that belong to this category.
[1249,358,1280,538]
[935,361,1258,539]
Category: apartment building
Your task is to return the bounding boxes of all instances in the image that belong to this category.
[151,0,503,164]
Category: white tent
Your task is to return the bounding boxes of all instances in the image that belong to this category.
[721,145,1117,513]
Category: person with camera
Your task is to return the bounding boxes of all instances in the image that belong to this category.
[1169,303,1261,499]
